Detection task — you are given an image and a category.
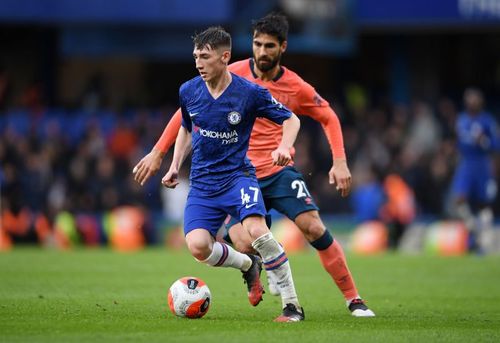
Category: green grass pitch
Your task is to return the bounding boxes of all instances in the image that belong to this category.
[1,248,499,342]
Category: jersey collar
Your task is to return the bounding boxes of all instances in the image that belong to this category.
[249,58,284,82]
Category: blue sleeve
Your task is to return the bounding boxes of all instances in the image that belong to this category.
[487,115,500,151]
[251,86,292,124]
[179,88,192,132]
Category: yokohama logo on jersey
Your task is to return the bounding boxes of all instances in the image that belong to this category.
[193,125,239,144]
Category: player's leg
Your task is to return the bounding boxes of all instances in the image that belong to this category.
[474,171,497,253]
[451,163,474,227]
[185,229,251,270]
[224,218,256,254]
[223,212,273,254]
[269,167,374,316]
[222,216,268,306]
[225,214,282,296]
[294,210,373,317]
[234,178,304,321]
[242,215,304,322]
[451,164,478,250]
[183,195,263,306]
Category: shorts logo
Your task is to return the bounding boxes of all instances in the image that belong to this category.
[228,111,241,125]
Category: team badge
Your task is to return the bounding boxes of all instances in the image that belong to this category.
[227,111,242,125]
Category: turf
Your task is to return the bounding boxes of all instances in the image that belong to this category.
[1,248,499,343]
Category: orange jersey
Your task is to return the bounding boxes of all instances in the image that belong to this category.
[155,58,346,179]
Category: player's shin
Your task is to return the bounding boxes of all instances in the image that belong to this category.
[456,202,476,232]
[199,241,252,271]
[312,231,359,301]
[251,232,300,308]
[478,207,494,252]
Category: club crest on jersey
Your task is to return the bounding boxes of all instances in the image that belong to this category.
[227,111,242,125]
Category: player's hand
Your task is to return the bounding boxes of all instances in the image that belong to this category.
[133,149,165,186]
[271,146,292,166]
[329,159,352,197]
[162,168,179,189]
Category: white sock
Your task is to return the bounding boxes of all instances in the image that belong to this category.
[265,268,280,296]
[456,203,476,231]
[478,207,494,252]
[478,207,493,231]
[200,242,252,271]
[252,232,300,309]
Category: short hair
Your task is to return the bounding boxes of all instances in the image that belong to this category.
[252,12,289,44]
[192,26,231,51]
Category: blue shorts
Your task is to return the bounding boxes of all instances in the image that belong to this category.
[451,160,497,205]
[184,175,267,237]
[226,167,319,229]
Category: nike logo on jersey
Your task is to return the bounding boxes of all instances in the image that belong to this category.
[245,203,257,209]
[189,112,199,117]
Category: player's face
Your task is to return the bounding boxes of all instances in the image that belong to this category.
[252,33,286,72]
[464,92,483,114]
[193,45,230,82]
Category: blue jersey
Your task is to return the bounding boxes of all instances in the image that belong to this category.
[456,111,499,161]
[179,73,292,195]
[451,111,499,203]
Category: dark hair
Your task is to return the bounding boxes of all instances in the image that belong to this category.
[251,12,289,44]
[192,26,231,50]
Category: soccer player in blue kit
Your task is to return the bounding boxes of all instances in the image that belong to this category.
[452,88,499,252]
[161,26,304,322]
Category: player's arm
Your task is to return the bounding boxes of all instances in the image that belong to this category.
[483,115,500,152]
[162,126,192,189]
[298,84,351,197]
[319,106,351,197]
[272,113,300,166]
[132,109,182,186]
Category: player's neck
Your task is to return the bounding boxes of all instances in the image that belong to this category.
[254,64,281,82]
[205,70,232,99]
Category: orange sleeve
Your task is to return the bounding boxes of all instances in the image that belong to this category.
[296,82,346,160]
[153,109,182,154]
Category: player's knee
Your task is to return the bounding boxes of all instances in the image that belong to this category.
[242,216,269,239]
[246,225,268,240]
[186,239,212,261]
[299,220,326,242]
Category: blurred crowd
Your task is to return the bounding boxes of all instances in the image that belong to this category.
[0,83,499,245]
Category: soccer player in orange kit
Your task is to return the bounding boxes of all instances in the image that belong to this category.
[133,13,374,317]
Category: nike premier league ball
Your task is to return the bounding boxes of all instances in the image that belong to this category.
[168,277,211,318]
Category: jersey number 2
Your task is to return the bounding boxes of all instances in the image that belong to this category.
[291,180,311,199]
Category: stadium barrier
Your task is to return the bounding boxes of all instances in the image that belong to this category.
[350,221,389,255]
[2,207,500,255]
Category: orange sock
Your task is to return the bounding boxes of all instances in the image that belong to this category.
[317,240,359,301]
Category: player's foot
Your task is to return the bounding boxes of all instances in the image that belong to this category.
[242,254,264,306]
[348,298,375,317]
[266,272,280,296]
[274,303,305,322]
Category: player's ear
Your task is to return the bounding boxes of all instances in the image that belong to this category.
[221,50,231,65]
[281,40,287,54]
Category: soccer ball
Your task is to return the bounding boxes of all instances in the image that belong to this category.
[168,277,211,318]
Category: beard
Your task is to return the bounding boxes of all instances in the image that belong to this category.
[255,53,281,72]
